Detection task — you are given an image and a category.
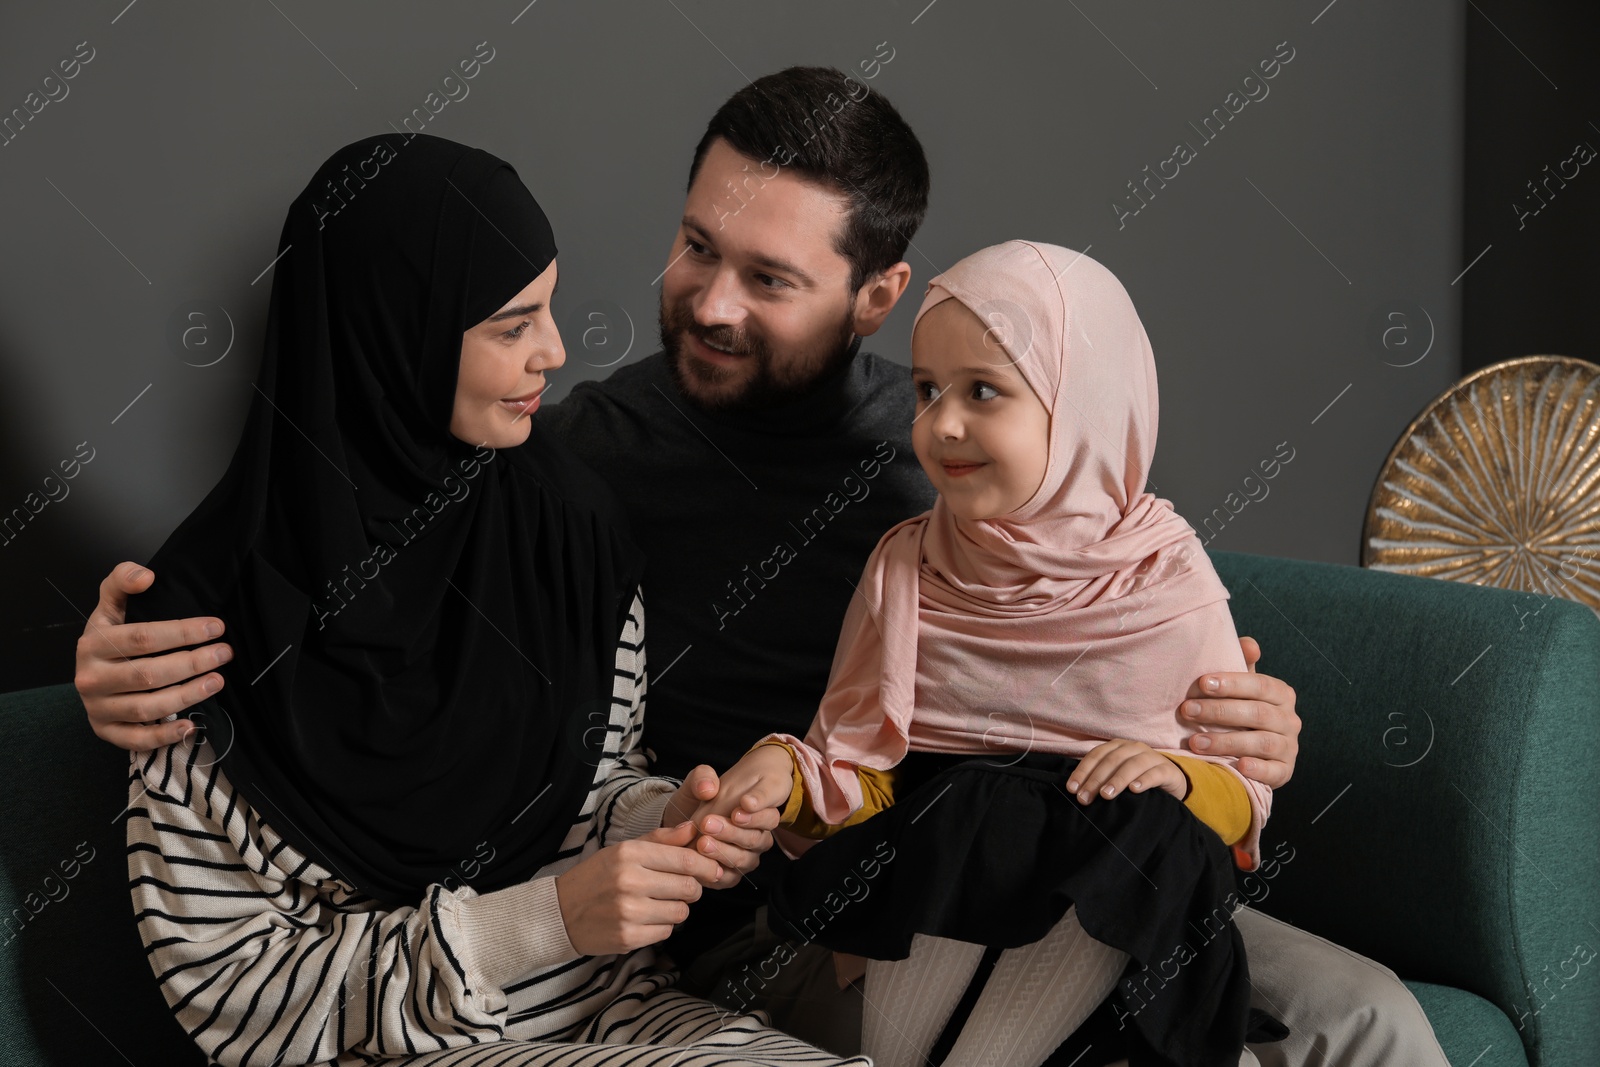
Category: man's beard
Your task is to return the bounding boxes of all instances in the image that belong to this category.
[659,292,858,413]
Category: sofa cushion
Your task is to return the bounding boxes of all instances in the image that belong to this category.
[1406,981,1529,1066]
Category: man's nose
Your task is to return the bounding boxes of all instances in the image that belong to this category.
[694,268,746,328]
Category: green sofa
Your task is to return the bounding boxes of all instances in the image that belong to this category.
[1,550,1596,1066]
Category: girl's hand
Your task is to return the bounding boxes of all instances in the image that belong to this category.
[1065,739,1188,804]
[690,744,795,833]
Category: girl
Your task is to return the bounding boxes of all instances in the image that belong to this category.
[702,241,1274,1067]
[121,133,865,1066]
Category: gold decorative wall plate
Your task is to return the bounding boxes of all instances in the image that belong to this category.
[1362,355,1600,609]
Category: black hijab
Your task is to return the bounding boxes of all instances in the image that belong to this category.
[128,133,646,905]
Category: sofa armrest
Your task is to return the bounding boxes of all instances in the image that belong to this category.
[1209,550,1600,1067]
[0,684,208,1065]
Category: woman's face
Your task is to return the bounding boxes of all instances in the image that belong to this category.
[911,298,1051,521]
[451,259,565,448]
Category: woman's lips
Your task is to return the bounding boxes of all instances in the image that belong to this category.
[500,390,542,416]
[941,461,985,478]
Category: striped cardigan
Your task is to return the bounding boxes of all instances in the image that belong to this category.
[126,592,861,1066]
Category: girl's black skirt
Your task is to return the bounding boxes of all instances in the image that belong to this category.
[766,751,1283,1067]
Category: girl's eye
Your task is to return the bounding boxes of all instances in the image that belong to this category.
[913,380,940,402]
[503,320,531,341]
[971,381,999,401]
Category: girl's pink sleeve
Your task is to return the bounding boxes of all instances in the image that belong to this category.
[1235,774,1273,871]
[764,588,909,827]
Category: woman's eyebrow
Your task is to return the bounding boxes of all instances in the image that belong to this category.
[485,280,559,322]
[487,303,541,322]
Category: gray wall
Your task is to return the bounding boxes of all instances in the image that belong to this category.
[0,0,1462,690]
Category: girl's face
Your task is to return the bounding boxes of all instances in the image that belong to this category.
[911,298,1051,520]
[451,259,565,448]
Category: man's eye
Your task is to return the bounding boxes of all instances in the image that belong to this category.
[756,273,790,290]
[686,238,709,256]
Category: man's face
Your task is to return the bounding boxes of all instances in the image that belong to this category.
[659,138,861,412]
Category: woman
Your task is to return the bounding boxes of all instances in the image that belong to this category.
[123,132,865,1066]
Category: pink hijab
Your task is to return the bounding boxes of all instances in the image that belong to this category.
[771,240,1269,869]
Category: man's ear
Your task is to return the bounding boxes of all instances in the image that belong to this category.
[850,261,913,337]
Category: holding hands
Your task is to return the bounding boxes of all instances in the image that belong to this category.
[687,743,796,830]
[554,758,789,957]
[682,744,795,864]
[662,761,785,889]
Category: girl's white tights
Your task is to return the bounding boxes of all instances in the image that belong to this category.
[860,905,1129,1067]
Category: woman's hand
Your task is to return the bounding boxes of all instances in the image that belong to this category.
[1182,635,1302,788]
[660,764,721,828]
[554,821,724,957]
[1065,739,1188,804]
[660,764,779,890]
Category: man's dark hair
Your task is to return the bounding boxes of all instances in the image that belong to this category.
[688,66,931,294]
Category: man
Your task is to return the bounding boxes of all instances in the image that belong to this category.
[74,66,1446,1066]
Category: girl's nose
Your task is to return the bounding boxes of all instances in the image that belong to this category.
[931,390,964,440]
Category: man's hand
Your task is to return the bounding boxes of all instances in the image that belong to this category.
[1182,635,1301,789]
[661,764,779,890]
[74,562,232,751]
[554,821,724,956]
[1066,739,1189,804]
